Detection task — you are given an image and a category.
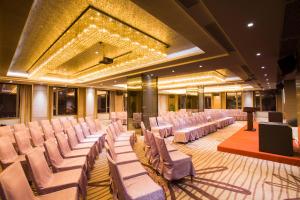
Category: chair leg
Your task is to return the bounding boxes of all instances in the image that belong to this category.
[190,175,193,183]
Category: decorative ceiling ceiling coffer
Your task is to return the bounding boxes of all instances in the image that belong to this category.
[28,6,169,83]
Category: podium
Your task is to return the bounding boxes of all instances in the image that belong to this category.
[243,107,256,131]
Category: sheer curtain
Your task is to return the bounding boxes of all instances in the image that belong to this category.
[19,84,32,123]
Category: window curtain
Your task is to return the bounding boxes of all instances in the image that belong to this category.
[19,84,32,123]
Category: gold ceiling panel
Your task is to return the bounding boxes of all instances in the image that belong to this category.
[9,0,194,82]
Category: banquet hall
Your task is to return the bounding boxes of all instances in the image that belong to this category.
[0,0,299,199]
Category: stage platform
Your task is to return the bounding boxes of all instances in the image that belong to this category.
[218,123,300,166]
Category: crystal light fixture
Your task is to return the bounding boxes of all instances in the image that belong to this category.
[28,7,168,82]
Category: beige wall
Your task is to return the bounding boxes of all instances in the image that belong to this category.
[32,85,48,121]
[158,94,168,113]
[115,94,124,112]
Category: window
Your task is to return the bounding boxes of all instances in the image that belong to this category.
[261,91,276,111]
[0,84,19,118]
[178,95,186,109]
[97,90,110,113]
[226,92,242,109]
[53,87,77,115]
[226,92,236,109]
[253,90,276,111]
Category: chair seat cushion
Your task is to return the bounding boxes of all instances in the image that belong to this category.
[117,162,147,180]
[115,146,133,154]
[116,152,138,165]
[123,174,164,200]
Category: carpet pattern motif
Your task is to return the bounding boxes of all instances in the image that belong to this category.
[87,121,300,199]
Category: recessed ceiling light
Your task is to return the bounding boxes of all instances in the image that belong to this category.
[95,51,99,54]
[150,74,154,77]
[172,70,175,73]
[114,80,117,83]
[264,74,268,76]
[267,82,270,85]
[256,52,261,56]
[9,80,13,83]
[199,65,203,68]
[266,78,269,81]
[247,22,254,28]
[261,66,265,69]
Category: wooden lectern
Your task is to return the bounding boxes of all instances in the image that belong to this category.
[243,107,256,131]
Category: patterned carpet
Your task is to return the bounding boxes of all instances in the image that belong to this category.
[88,121,300,200]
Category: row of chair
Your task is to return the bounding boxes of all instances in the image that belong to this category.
[150,111,235,143]
[0,116,106,200]
[204,109,247,121]
[141,122,195,181]
[110,112,127,125]
[105,121,165,200]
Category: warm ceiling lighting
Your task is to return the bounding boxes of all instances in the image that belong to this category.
[261,66,265,69]
[264,74,268,76]
[266,78,269,81]
[247,22,254,28]
[172,70,175,73]
[28,8,168,81]
[199,65,203,68]
[256,52,261,56]
[95,51,99,54]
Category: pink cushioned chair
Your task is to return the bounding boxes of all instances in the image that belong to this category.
[0,161,79,200]
[106,153,165,200]
[29,126,45,148]
[25,148,87,199]
[55,132,95,169]
[74,124,102,151]
[14,130,34,155]
[0,136,26,169]
[154,135,195,181]
[44,139,88,175]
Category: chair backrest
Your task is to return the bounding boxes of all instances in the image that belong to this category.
[66,127,79,149]
[116,120,123,131]
[0,137,19,167]
[112,122,121,136]
[149,117,158,127]
[51,119,64,133]
[44,139,64,168]
[25,148,53,193]
[94,119,103,131]
[0,162,36,200]
[14,131,33,155]
[78,118,85,124]
[60,118,73,131]
[28,121,40,128]
[42,124,55,140]
[80,122,91,137]
[74,124,85,142]
[106,153,126,200]
[104,141,117,161]
[55,132,72,156]
[153,135,173,165]
[86,118,97,133]
[108,125,118,139]
[145,131,159,158]
[0,126,15,143]
[68,117,78,126]
[29,126,44,147]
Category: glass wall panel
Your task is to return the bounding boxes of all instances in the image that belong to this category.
[237,92,242,109]
[226,92,237,109]
[204,94,212,109]
[53,87,77,115]
[97,90,110,113]
[254,91,261,110]
[0,84,19,118]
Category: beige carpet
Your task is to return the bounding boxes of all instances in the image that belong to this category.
[87,121,300,200]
